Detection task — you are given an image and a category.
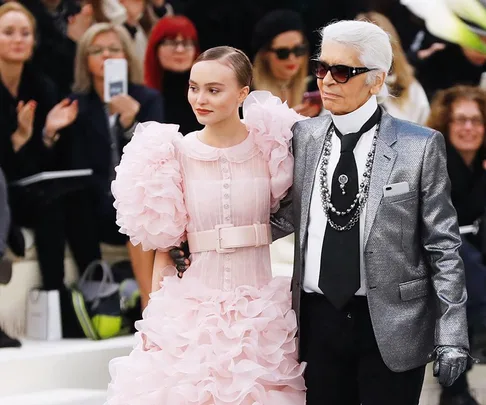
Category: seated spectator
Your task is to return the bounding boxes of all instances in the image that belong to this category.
[0,2,102,336]
[144,15,201,134]
[69,23,164,309]
[357,11,430,125]
[427,85,486,405]
[119,0,156,63]
[251,9,320,117]
[20,0,94,97]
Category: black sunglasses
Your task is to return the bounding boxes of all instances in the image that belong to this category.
[311,59,376,83]
[269,44,308,60]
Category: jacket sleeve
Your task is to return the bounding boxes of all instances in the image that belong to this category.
[270,121,302,241]
[420,131,469,349]
[139,89,165,124]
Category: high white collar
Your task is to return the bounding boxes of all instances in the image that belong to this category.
[330,95,378,135]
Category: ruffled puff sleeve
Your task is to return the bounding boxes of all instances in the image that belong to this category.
[243,91,306,212]
[111,122,188,252]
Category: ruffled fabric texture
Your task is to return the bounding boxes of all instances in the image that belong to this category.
[111,122,188,251]
[106,276,306,405]
[243,91,305,212]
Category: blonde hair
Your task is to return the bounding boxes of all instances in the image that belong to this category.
[356,12,415,105]
[73,23,143,93]
[252,49,308,108]
[0,2,36,31]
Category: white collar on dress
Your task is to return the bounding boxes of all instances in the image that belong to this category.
[330,95,378,135]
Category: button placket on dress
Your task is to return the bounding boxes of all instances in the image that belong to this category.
[221,156,232,290]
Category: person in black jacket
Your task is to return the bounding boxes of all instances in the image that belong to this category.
[144,15,201,135]
[427,85,486,405]
[18,0,93,97]
[69,22,164,309]
[0,2,102,337]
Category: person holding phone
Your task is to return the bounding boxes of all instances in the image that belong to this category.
[69,22,164,310]
[251,9,321,118]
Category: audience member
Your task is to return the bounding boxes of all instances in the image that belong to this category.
[69,23,164,309]
[119,0,155,63]
[144,15,201,134]
[358,11,429,124]
[20,0,93,97]
[427,85,486,405]
[252,9,320,117]
[0,2,102,336]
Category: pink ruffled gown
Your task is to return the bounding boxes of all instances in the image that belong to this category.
[105,91,306,405]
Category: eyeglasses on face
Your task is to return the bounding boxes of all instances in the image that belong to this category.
[269,44,308,60]
[451,115,485,127]
[311,59,376,84]
[159,39,195,50]
[87,46,124,56]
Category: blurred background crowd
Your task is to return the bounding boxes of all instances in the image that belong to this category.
[0,0,485,403]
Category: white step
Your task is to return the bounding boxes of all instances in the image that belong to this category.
[0,336,135,397]
[2,389,106,405]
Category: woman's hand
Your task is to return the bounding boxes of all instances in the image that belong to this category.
[66,4,93,43]
[417,42,446,60]
[11,100,37,151]
[110,94,141,129]
[44,99,79,143]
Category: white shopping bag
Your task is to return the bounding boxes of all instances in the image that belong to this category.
[26,289,62,340]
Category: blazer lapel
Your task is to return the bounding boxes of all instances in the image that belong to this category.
[299,116,331,248]
[363,111,398,246]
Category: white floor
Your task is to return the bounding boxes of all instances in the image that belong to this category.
[0,336,134,404]
[1,389,106,405]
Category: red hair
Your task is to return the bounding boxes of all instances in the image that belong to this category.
[144,16,199,91]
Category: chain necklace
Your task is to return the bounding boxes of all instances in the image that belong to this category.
[319,122,380,231]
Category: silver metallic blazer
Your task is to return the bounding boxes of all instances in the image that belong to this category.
[272,109,469,372]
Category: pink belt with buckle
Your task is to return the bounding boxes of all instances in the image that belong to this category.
[187,223,272,254]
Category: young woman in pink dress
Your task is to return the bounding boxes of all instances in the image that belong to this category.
[106,45,306,405]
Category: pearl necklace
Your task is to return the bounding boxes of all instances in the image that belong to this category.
[319,122,380,231]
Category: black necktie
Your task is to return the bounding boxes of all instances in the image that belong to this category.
[319,108,381,309]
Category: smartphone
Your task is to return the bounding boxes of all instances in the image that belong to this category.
[383,182,410,197]
[303,90,322,105]
[104,59,128,103]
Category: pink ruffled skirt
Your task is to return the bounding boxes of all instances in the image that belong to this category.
[106,276,306,405]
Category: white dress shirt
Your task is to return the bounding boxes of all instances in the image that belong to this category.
[303,95,378,296]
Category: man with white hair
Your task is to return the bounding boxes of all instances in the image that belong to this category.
[272,20,471,404]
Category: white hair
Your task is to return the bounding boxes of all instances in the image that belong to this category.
[320,20,393,103]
